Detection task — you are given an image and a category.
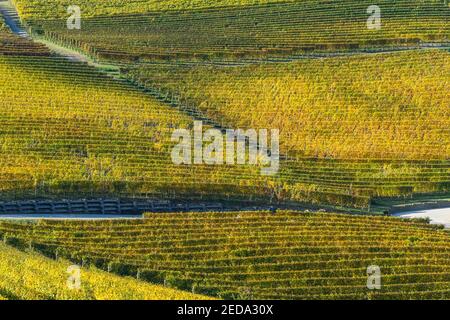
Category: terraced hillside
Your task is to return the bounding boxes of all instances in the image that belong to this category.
[2,52,447,208]
[128,49,450,200]
[14,0,295,17]
[0,211,449,299]
[14,0,450,61]
[130,50,449,160]
[0,16,368,208]
[0,0,448,303]
[1,52,296,202]
[0,1,447,209]
[0,23,278,202]
[0,4,448,209]
[0,242,208,299]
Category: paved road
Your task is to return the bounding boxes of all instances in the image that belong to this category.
[394,208,450,228]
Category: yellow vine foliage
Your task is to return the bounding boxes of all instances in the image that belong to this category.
[0,242,211,300]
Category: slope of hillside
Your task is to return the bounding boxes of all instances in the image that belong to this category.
[0,12,49,56]
[1,211,449,299]
[1,1,448,209]
[0,25,373,208]
[0,242,209,300]
[0,0,448,303]
[14,0,450,61]
[13,0,294,17]
[0,14,6,30]
[0,12,270,203]
[0,54,288,202]
[0,20,274,203]
[130,50,449,160]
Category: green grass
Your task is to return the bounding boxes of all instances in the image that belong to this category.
[0,211,449,299]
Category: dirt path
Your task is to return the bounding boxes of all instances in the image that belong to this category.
[395,208,450,229]
[0,0,120,74]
